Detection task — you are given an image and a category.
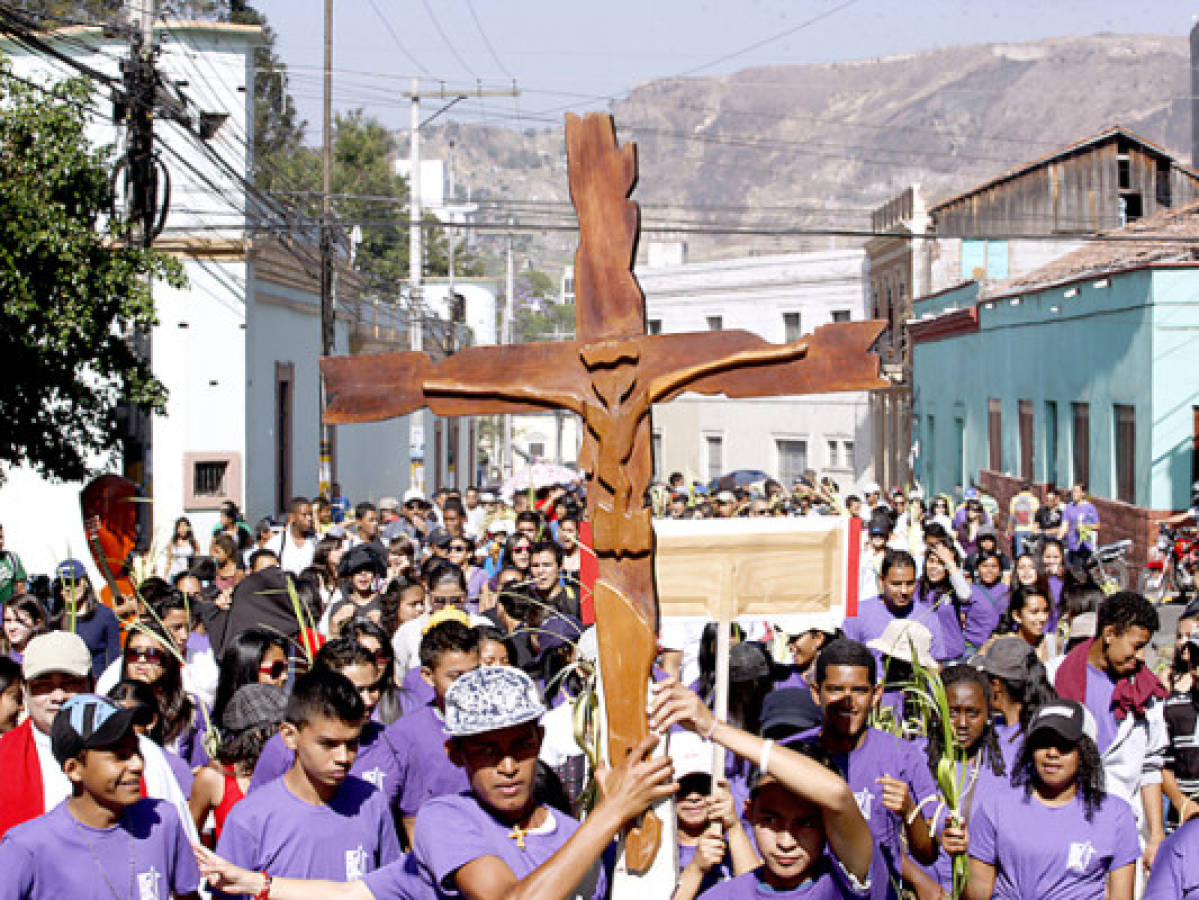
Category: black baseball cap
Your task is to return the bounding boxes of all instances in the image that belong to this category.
[50,694,139,765]
[1026,699,1095,744]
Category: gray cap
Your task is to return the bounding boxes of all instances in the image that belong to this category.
[223,683,288,731]
[974,637,1035,682]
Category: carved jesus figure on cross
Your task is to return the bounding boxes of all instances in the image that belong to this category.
[321,112,886,871]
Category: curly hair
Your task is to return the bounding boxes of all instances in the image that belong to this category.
[1012,732,1105,821]
[926,665,1005,778]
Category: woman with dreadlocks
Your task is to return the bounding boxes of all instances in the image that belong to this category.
[974,637,1059,768]
[912,665,1008,896]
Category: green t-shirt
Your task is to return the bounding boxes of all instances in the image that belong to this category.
[0,550,26,603]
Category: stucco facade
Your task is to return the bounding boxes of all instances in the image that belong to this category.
[638,248,873,489]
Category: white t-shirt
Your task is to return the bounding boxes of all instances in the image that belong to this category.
[267,531,316,574]
[391,610,491,674]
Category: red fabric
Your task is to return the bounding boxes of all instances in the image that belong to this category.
[1055,638,1168,721]
[578,521,597,625]
[212,768,245,840]
[0,720,45,838]
[845,517,861,619]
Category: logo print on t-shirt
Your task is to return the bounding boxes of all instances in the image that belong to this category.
[346,846,369,880]
[1066,840,1096,874]
[853,788,873,820]
[137,867,161,900]
[361,767,386,791]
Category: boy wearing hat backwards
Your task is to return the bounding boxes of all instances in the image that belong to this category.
[650,678,878,899]
[196,665,676,899]
[0,631,195,841]
[0,693,203,899]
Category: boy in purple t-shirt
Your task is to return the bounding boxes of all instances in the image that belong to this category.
[385,617,479,842]
[194,665,674,900]
[789,638,949,899]
[649,679,879,900]
[215,669,401,893]
[248,639,402,807]
[0,693,201,900]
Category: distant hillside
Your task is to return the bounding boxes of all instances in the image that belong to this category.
[418,33,1192,270]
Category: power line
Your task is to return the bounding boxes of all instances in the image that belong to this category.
[419,0,476,78]
[366,0,429,75]
[463,0,512,79]
[674,0,862,78]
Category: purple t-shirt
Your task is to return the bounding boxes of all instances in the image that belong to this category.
[993,720,1023,770]
[385,703,469,819]
[413,792,606,899]
[0,798,201,900]
[970,787,1138,899]
[360,852,431,899]
[164,747,195,799]
[400,666,436,706]
[679,839,732,894]
[1145,815,1199,899]
[248,721,404,808]
[1063,502,1100,552]
[215,774,401,888]
[1084,664,1119,754]
[773,666,809,693]
[1048,576,1064,631]
[915,585,966,662]
[964,582,1007,648]
[789,727,938,891]
[697,858,871,899]
[842,596,951,662]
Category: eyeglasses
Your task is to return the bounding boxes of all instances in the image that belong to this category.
[125,647,166,665]
[258,660,288,679]
[429,592,466,607]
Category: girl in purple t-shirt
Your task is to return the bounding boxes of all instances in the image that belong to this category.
[966,698,1138,900]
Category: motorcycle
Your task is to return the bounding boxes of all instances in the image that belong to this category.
[1066,540,1133,595]
[1140,522,1199,603]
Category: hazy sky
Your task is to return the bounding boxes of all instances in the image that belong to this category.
[253,0,1199,139]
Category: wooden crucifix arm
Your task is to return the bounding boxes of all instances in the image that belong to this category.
[645,339,809,404]
[422,377,585,416]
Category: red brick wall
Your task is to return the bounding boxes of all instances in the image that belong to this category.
[976,469,1176,570]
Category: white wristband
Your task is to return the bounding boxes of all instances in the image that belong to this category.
[759,739,774,775]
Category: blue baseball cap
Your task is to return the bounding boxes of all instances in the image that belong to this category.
[55,558,88,581]
[50,694,138,765]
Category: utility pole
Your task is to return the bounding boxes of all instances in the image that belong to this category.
[403,78,518,491]
[503,229,514,479]
[317,0,335,504]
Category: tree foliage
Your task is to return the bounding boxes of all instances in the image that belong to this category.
[0,67,184,482]
[513,270,573,343]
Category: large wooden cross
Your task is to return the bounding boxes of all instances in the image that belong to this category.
[322,112,886,870]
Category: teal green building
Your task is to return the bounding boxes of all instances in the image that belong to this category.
[910,203,1199,525]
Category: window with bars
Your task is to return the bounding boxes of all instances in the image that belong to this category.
[1115,405,1135,503]
[842,440,854,467]
[783,312,802,343]
[647,319,662,335]
[1045,401,1059,489]
[706,315,723,331]
[988,399,1003,472]
[827,439,840,468]
[1072,403,1090,488]
[777,440,808,485]
[194,460,228,496]
[831,310,851,323]
[1018,400,1035,481]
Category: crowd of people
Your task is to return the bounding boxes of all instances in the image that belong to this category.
[0,471,1195,899]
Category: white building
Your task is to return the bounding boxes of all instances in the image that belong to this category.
[0,22,406,577]
[638,245,874,489]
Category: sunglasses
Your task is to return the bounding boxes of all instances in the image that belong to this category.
[125,647,166,665]
[258,660,288,679]
[449,543,469,552]
[360,646,391,666]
